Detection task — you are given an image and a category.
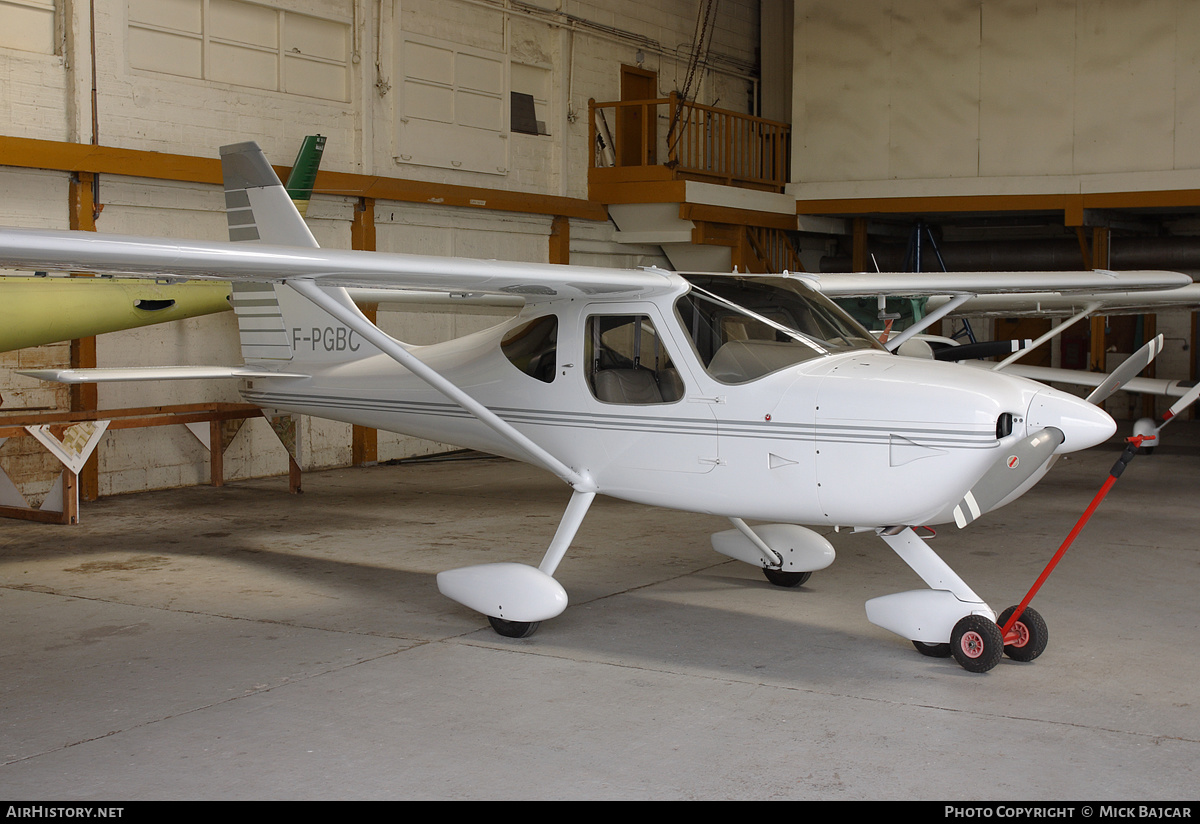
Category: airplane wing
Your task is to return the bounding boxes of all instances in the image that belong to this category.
[0,227,1191,305]
[790,270,1195,297]
[926,283,1200,317]
[999,363,1195,398]
[0,227,680,303]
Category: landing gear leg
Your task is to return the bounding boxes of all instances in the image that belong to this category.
[485,489,595,639]
[868,527,1000,671]
[438,490,596,639]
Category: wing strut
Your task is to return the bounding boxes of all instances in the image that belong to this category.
[992,303,1100,371]
[883,295,972,352]
[288,279,594,492]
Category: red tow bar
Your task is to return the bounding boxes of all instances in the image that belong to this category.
[997,435,1148,642]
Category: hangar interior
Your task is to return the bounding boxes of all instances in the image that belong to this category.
[3,0,1200,505]
[1,0,1199,800]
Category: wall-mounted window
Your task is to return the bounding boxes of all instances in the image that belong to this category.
[0,0,56,54]
[510,62,550,136]
[128,0,349,102]
[396,34,507,175]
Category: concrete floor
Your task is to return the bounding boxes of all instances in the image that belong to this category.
[0,425,1197,800]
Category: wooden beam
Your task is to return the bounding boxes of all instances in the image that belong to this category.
[587,178,686,206]
[351,197,378,468]
[208,418,224,487]
[549,215,570,265]
[0,135,607,222]
[795,190,1200,222]
[852,217,869,273]
[350,196,376,253]
[68,171,99,502]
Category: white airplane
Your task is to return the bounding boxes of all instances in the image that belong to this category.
[0,142,1193,673]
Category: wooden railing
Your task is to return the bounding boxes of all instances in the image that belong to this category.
[746,226,805,274]
[590,93,790,193]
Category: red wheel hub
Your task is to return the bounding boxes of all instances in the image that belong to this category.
[960,631,986,659]
[1005,621,1029,648]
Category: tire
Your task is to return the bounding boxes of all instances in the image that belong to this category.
[488,616,540,638]
[997,605,1048,662]
[762,568,812,588]
[950,614,1004,673]
[912,640,952,658]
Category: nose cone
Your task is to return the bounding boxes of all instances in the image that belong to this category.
[1027,388,1116,453]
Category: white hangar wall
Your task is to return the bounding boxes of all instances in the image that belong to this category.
[0,0,759,192]
[0,0,760,498]
[789,0,1200,197]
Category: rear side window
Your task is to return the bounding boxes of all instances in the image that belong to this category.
[502,315,558,383]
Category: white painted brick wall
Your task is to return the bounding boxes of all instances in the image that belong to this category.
[0,0,761,499]
[0,49,70,141]
[0,168,72,502]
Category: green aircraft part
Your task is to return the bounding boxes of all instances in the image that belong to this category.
[284,134,326,217]
[0,277,231,352]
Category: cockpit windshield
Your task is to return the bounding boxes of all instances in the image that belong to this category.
[676,275,885,383]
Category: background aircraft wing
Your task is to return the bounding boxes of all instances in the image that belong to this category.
[926,283,1200,317]
[1000,363,1195,398]
[794,270,1194,297]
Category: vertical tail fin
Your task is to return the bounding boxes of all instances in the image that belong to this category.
[220,141,379,368]
[220,141,320,248]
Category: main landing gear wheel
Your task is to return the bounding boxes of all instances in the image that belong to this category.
[997,605,1048,662]
[912,641,952,658]
[487,616,541,638]
[950,614,1005,673]
[762,568,812,588]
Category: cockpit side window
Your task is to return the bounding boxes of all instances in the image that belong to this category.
[586,314,685,404]
[502,315,558,383]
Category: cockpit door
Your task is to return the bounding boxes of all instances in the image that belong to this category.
[576,303,718,476]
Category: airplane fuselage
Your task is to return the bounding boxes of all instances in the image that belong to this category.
[238,285,1114,529]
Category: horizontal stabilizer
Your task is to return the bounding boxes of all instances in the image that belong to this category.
[19,365,309,383]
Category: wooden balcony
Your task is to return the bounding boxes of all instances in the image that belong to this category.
[589,93,791,196]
